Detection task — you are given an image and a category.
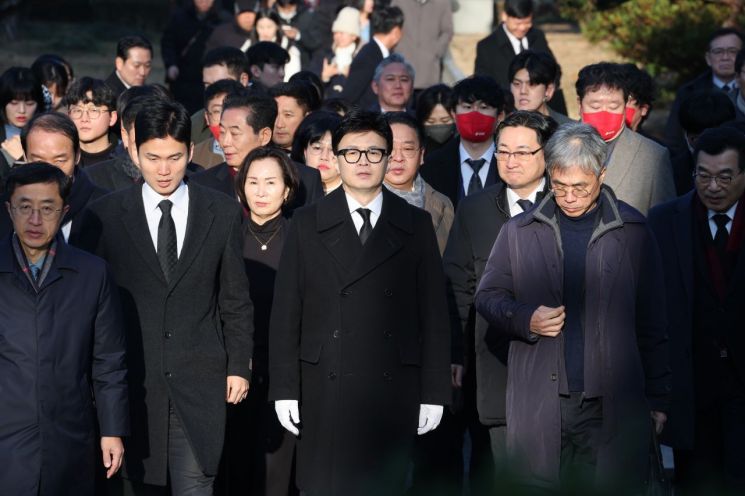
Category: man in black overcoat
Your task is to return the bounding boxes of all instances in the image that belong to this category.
[648,126,745,494]
[269,110,451,495]
[77,99,253,495]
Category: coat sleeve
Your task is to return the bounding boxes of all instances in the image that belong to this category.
[473,38,490,77]
[218,208,254,379]
[434,3,454,58]
[93,263,130,437]
[340,49,374,105]
[474,222,539,343]
[650,148,676,211]
[268,216,304,401]
[634,226,671,412]
[416,216,452,405]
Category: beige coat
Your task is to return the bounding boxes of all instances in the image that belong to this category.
[423,181,454,254]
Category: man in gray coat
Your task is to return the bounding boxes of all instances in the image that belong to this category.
[475,123,670,492]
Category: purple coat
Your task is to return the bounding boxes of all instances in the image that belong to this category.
[475,187,670,489]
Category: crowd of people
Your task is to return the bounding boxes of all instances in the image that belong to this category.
[0,0,743,495]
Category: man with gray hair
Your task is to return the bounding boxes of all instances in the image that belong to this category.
[370,53,415,113]
[474,122,670,492]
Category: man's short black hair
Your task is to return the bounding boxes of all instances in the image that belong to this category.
[575,62,628,102]
[679,89,735,135]
[5,161,72,204]
[63,77,117,111]
[246,42,290,70]
[504,0,533,18]
[202,46,249,78]
[116,35,153,60]
[619,63,655,108]
[449,75,505,113]
[371,6,404,36]
[497,110,557,147]
[508,50,560,87]
[22,112,80,159]
[385,111,424,148]
[222,91,278,134]
[707,27,745,51]
[332,109,393,154]
[204,79,245,110]
[290,111,342,163]
[289,71,324,107]
[134,99,191,149]
[270,80,320,113]
[694,126,745,172]
[117,85,172,129]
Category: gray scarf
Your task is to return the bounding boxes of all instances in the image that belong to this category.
[384,174,426,208]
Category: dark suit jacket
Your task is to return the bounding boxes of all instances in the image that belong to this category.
[268,187,450,495]
[75,182,253,485]
[419,136,500,209]
[648,192,745,450]
[340,40,383,109]
[474,24,567,115]
[104,71,128,100]
[664,71,716,162]
[190,160,323,214]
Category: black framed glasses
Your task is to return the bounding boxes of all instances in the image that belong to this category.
[692,170,742,186]
[708,47,739,57]
[11,204,64,220]
[391,145,421,159]
[495,147,543,163]
[337,147,387,164]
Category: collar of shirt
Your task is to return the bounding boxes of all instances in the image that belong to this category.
[708,200,738,237]
[346,190,383,231]
[506,177,546,217]
[502,23,528,55]
[712,75,738,90]
[115,71,132,90]
[373,36,391,58]
[142,181,189,256]
[459,141,495,191]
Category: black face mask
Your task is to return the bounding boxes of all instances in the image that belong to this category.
[424,123,456,145]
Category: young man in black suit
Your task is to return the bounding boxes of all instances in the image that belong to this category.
[341,5,404,109]
[420,75,505,209]
[105,35,153,99]
[269,110,451,495]
[77,99,253,495]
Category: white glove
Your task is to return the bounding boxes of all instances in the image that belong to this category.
[417,404,444,435]
[275,399,300,436]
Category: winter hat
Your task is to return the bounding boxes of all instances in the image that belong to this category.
[332,7,361,37]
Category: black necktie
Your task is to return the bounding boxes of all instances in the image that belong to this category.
[722,84,732,93]
[466,158,486,195]
[517,39,524,53]
[357,208,373,245]
[30,265,40,281]
[517,199,534,212]
[157,200,178,282]
[713,213,730,252]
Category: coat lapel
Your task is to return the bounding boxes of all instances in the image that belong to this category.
[317,188,363,274]
[604,129,636,193]
[121,185,167,284]
[168,184,215,290]
[673,192,695,302]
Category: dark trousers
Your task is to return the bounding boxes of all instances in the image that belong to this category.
[107,406,215,496]
[674,358,745,495]
[559,393,603,489]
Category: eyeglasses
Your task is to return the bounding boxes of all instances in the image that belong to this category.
[709,47,740,57]
[307,142,333,156]
[68,106,109,120]
[391,146,421,159]
[11,204,64,220]
[337,147,387,164]
[693,170,742,186]
[495,147,543,163]
[551,185,593,198]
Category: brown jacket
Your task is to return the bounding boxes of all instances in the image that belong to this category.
[191,138,224,170]
[423,181,454,255]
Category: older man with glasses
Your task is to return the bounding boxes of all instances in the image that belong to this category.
[475,122,670,493]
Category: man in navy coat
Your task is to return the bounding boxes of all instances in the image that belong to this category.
[0,163,128,495]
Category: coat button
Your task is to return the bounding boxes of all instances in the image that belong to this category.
[384,288,393,297]
[164,331,172,339]
[383,372,392,381]
[550,373,557,381]
[506,311,514,318]
[333,330,341,338]
[165,372,172,378]
[328,372,337,380]
[384,330,392,338]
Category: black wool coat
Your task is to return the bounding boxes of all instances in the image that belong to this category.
[76,182,253,486]
[268,187,451,495]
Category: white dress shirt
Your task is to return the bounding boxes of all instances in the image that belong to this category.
[142,181,189,257]
[713,75,738,91]
[708,201,737,238]
[61,221,72,241]
[346,190,383,233]
[503,23,528,55]
[505,178,546,217]
[459,142,495,195]
[373,37,391,59]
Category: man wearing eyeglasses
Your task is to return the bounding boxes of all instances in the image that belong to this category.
[665,28,744,163]
[0,163,128,495]
[475,122,669,492]
[63,77,120,168]
[648,125,745,494]
[269,109,451,495]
